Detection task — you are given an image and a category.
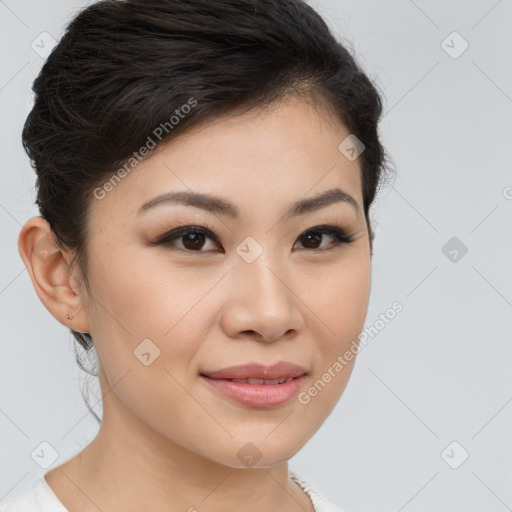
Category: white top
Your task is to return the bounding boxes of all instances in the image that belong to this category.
[0,470,345,512]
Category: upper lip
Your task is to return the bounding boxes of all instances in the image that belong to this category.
[201,361,308,380]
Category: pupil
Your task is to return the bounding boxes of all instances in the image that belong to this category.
[302,231,321,249]
[183,233,205,250]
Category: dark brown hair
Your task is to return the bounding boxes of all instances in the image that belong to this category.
[22,0,391,423]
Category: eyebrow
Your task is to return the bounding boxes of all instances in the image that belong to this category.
[137,187,360,219]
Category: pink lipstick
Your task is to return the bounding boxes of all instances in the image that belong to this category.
[200,361,308,408]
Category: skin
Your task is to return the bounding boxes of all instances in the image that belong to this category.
[18,94,373,512]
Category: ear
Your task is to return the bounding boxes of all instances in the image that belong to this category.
[18,216,91,334]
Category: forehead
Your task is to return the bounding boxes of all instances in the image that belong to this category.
[90,96,363,223]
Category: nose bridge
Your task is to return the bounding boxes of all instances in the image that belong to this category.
[224,238,301,340]
[237,242,290,307]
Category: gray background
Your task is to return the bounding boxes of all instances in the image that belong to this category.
[1,1,511,511]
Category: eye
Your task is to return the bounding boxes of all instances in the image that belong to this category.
[153,224,355,253]
[293,225,355,251]
[153,225,220,252]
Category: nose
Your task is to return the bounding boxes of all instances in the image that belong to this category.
[219,255,304,343]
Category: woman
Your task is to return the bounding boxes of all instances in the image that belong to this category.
[5,0,390,510]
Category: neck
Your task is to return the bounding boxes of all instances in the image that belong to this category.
[46,389,314,512]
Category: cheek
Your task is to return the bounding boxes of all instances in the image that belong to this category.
[292,259,370,432]
[84,242,213,416]
[299,254,369,396]
[96,346,211,457]
[303,252,371,344]
[87,238,216,344]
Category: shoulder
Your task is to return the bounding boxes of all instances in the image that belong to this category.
[289,470,348,512]
[0,474,68,512]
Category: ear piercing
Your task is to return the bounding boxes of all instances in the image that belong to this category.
[65,313,90,337]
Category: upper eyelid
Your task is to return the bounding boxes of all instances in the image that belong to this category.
[159,224,343,236]
[155,225,217,242]
[155,224,350,247]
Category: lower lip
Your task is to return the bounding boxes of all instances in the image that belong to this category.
[200,375,307,407]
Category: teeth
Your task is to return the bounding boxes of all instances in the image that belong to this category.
[229,377,294,385]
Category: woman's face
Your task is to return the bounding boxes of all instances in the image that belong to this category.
[81,95,372,468]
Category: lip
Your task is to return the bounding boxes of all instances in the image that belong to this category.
[200,361,308,380]
[200,374,307,407]
[200,361,308,408]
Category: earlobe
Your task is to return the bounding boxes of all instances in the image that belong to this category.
[17,216,90,333]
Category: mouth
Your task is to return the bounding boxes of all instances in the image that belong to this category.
[208,376,297,385]
[200,361,308,381]
[199,361,308,407]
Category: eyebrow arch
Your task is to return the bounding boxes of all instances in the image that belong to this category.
[137,187,360,218]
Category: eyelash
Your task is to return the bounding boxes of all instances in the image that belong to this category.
[153,224,355,253]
